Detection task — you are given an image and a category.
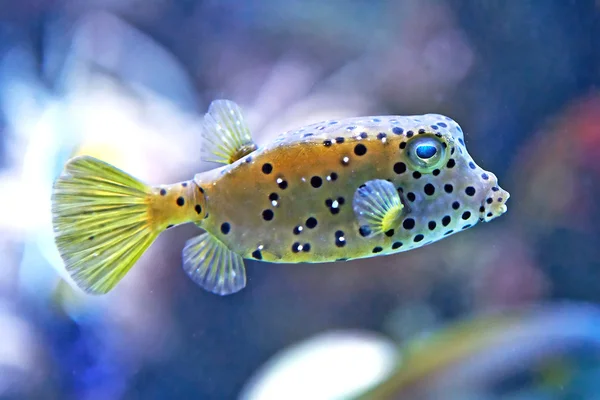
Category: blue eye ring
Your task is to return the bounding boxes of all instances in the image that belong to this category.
[416,144,437,159]
[405,135,447,173]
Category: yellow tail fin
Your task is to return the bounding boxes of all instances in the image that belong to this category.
[51,156,159,294]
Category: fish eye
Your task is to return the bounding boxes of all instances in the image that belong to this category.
[415,144,437,159]
[406,135,446,172]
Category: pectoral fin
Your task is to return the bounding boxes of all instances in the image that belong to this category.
[352,179,404,237]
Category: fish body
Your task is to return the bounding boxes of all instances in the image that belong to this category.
[51,100,509,296]
[195,114,508,264]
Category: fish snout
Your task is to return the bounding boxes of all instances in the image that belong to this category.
[479,180,510,222]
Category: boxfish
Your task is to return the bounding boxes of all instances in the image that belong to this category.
[51,100,509,295]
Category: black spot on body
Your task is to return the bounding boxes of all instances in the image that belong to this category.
[262,209,274,221]
[292,242,302,253]
[465,186,476,196]
[377,132,387,140]
[399,142,407,149]
[392,241,403,249]
[469,162,476,170]
[444,184,453,193]
[424,183,435,196]
[293,226,302,235]
[262,163,273,174]
[360,132,368,139]
[323,140,332,147]
[452,201,460,210]
[373,246,383,253]
[221,223,231,234]
[359,225,371,237]
[335,230,346,247]
[335,137,345,144]
[354,144,367,156]
[198,186,204,194]
[394,162,407,174]
[428,221,436,230]
[462,224,472,229]
[414,234,424,242]
[482,173,489,180]
[303,243,311,252]
[306,217,318,228]
[407,192,416,202]
[442,216,451,226]
[406,130,414,138]
[385,229,394,237]
[412,171,421,179]
[447,159,456,168]
[432,169,440,176]
[278,180,288,190]
[330,172,338,181]
[311,176,323,188]
[160,188,167,196]
[462,211,471,220]
[182,182,188,187]
[403,218,415,230]
[176,197,185,206]
[444,230,454,235]
[392,127,403,135]
[166,225,173,229]
[269,193,278,201]
[195,205,202,214]
[252,250,263,260]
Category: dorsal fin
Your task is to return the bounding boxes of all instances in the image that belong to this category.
[199,100,257,164]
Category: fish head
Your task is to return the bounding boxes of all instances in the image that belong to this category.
[397,114,509,241]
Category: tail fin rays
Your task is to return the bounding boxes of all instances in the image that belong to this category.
[52,156,159,294]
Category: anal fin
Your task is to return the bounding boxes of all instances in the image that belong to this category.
[200,100,257,164]
[182,232,246,295]
[352,179,404,236]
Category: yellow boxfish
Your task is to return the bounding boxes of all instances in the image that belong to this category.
[51,100,509,296]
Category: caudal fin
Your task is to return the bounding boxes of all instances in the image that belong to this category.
[51,156,159,294]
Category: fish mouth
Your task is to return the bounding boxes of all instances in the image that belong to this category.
[479,185,510,222]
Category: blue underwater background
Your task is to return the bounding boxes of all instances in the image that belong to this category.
[0,1,599,399]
